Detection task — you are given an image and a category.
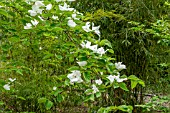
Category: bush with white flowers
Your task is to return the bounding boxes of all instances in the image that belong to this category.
[0,0,145,112]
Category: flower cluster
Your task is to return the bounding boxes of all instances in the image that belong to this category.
[67,70,83,84]
[59,2,74,11]
[24,19,39,29]
[3,78,16,91]
[115,62,126,71]
[107,73,127,83]
[82,22,100,37]
[24,1,54,29]
[81,40,107,56]
[23,0,128,101]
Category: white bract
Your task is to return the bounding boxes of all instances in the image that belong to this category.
[53,86,57,90]
[81,40,91,48]
[52,15,59,20]
[46,4,52,10]
[97,47,107,56]
[82,22,101,37]
[39,47,42,50]
[107,74,127,83]
[24,23,32,29]
[38,16,44,21]
[9,78,16,82]
[89,45,98,53]
[77,61,87,66]
[31,19,39,26]
[28,1,44,16]
[72,13,79,20]
[28,10,37,16]
[59,2,74,11]
[3,84,10,90]
[82,22,91,32]
[92,23,100,37]
[117,78,128,82]
[92,84,99,93]
[67,70,83,84]
[115,62,126,71]
[95,79,102,85]
[35,1,44,7]
[107,75,115,83]
[80,40,107,55]
[68,20,76,27]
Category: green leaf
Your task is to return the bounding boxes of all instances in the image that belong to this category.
[43,53,54,60]
[84,94,94,102]
[97,107,109,113]
[45,100,53,110]
[119,82,129,91]
[138,80,145,87]
[0,101,4,106]
[56,55,63,60]
[85,89,93,95]
[96,92,101,98]
[57,94,64,102]
[83,71,91,82]
[99,39,112,48]
[52,27,63,31]
[68,66,79,71]
[117,105,133,113]
[0,9,13,18]
[38,97,47,104]
[131,80,138,89]
[16,69,23,75]
[17,96,26,100]
[107,49,114,54]
[128,75,139,81]
[54,89,63,97]
[8,36,20,43]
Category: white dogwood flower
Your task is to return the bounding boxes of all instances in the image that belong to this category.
[24,23,32,29]
[68,19,76,27]
[95,79,102,85]
[9,78,16,82]
[31,19,39,26]
[35,1,44,7]
[92,23,100,37]
[92,84,99,93]
[46,4,52,10]
[82,22,91,32]
[52,15,59,20]
[72,13,79,20]
[107,74,127,83]
[67,70,83,84]
[97,47,108,56]
[3,84,10,90]
[107,75,116,83]
[89,45,98,53]
[53,86,57,90]
[28,10,37,16]
[115,62,126,71]
[59,2,74,11]
[80,40,91,48]
[77,61,87,66]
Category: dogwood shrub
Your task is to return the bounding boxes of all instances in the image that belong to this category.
[0,0,145,112]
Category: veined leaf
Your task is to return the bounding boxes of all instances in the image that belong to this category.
[0,9,13,18]
[131,80,138,89]
[119,82,129,91]
[45,100,53,110]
